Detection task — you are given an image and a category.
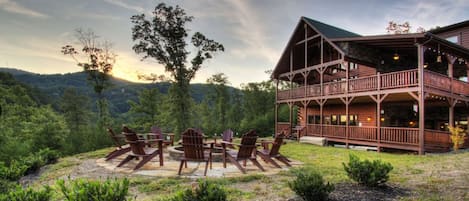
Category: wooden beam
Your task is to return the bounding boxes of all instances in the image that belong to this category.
[295,34,321,45]
[280,59,342,78]
[417,44,425,155]
[408,92,419,101]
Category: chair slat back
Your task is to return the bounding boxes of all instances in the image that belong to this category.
[222,129,234,142]
[107,128,124,148]
[123,127,146,155]
[181,128,205,160]
[270,133,285,156]
[150,125,163,140]
[237,130,258,159]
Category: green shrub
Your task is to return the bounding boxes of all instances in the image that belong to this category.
[0,161,28,181]
[37,148,60,164]
[168,180,228,201]
[0,186,51,201]
[343,154,393,187]
[288,168,334,201]
[0,179,18,194]
[57,178,130,201]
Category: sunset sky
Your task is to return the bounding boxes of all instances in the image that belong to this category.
[1,0,468,87]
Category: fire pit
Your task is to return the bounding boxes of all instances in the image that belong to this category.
[167,146,225,162]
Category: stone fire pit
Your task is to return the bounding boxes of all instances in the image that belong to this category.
[167,146,225,162]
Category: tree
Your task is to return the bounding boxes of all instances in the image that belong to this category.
[386,21,425,34]
[61,28,116,128]
[127,88,164,130]
[60,88,92,132]
[130,3,224,135]
[207,73,230,132]
[240,81,276,136]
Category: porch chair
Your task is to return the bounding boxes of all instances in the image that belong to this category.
[150,125,175,146]
[257,132,291,168]
[222,130,265,174]
[105,128,131,161]
[215,129,234,148]
[117,127,163,170]
[178,128,213,176]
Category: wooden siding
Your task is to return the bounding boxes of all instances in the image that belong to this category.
[301,104,376,127]
[434,26,469,49]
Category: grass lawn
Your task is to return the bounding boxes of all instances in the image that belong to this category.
[34,141,469,201]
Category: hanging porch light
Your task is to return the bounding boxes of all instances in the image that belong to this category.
[393,53,400,61]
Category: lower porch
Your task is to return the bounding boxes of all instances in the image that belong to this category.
[277,123,469,152]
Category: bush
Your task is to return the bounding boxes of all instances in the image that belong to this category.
[288,168,334,201]
[37,148,60,164]
[448,126,467,151]
[0,179,18,194]
[168,180,228,201]
[0,161,28,181]
[20,149,60,175]
[0,186,51,201]
[57,178,130,201]
[343,154,393,187]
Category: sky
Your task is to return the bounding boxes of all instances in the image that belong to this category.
[1,0,469,88]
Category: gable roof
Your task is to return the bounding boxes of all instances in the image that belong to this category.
[429,20,469,34]
[302,17,361,39]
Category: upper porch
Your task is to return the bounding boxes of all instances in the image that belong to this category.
[277,69,469,102]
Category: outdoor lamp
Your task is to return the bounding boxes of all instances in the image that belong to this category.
[393,53,399,61]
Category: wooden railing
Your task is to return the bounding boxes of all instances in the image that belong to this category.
[349,126,377,141]
[322,125,346,138]
[276,122,291,135]
[423,70,451,91]
[307,124,321,136]
[381,69,418,89]
[349,75,377,92]
[380,127,419,145]
[323,81,347,95]
[277,69,469,101]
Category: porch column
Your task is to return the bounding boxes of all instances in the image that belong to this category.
[376,95,381,152]
[288,102,293,137]
[340,97,353,149]
[448,98,457,128]
[275,80,279,135]
[417,44,425,155]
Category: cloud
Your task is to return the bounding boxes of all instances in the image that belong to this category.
[0,0,48,18]
[102,0,144,13]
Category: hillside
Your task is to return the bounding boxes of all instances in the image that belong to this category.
[0,67,237,114]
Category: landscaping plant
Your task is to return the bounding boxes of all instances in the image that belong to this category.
[448,126,467,152]
[168,179,228,201]
[343,154,393,187]
[288,168,334,201]
[57,178,130,201]
[0,186,51,201]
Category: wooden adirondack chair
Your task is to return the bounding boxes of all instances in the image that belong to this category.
[178,128,213,176]
[215,129,234,148]
[105,128,131,161]
[257,133,291,168]
[222,130,265,174]
[117,127,163,170]
[149,126,175,147]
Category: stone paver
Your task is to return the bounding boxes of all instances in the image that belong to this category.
[96,152,302,178]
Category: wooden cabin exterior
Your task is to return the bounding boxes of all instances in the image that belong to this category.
[272,17,469,154]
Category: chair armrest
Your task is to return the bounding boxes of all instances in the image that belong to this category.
[220,141,240,146]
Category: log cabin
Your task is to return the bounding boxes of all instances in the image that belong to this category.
[272,17,469,154]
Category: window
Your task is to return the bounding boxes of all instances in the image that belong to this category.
[349,62,358,70]
[349,115,358,126]
[446,36,459,44]
[350,76,358,79]
[331,115,338,125]
[340,115,347,125]
[307,115,321,124]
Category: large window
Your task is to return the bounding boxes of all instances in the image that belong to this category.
[307,115,321,124]
[446,36,459,44]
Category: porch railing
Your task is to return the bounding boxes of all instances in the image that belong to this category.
[380,127,419,145]
[349,126,377,141]
[277,69,469,101]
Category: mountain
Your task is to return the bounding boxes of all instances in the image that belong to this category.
[0,67,235,115]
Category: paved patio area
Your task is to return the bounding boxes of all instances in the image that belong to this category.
[96,149,302,178]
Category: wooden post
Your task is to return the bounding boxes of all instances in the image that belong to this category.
[289,103,293,137]
[304,101,308,138]
[376,94,381,152]
[275,80,278,135]
[448,98,457,128]
[417,44,425,155]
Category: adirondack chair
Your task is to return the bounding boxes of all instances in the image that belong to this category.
[215,129,234,148]
[222,130,265,174]
[117,127,163,170]
[149,126,175,147]
[178,128,213,176]
[105,128,131,161]
[257,133,291,168]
